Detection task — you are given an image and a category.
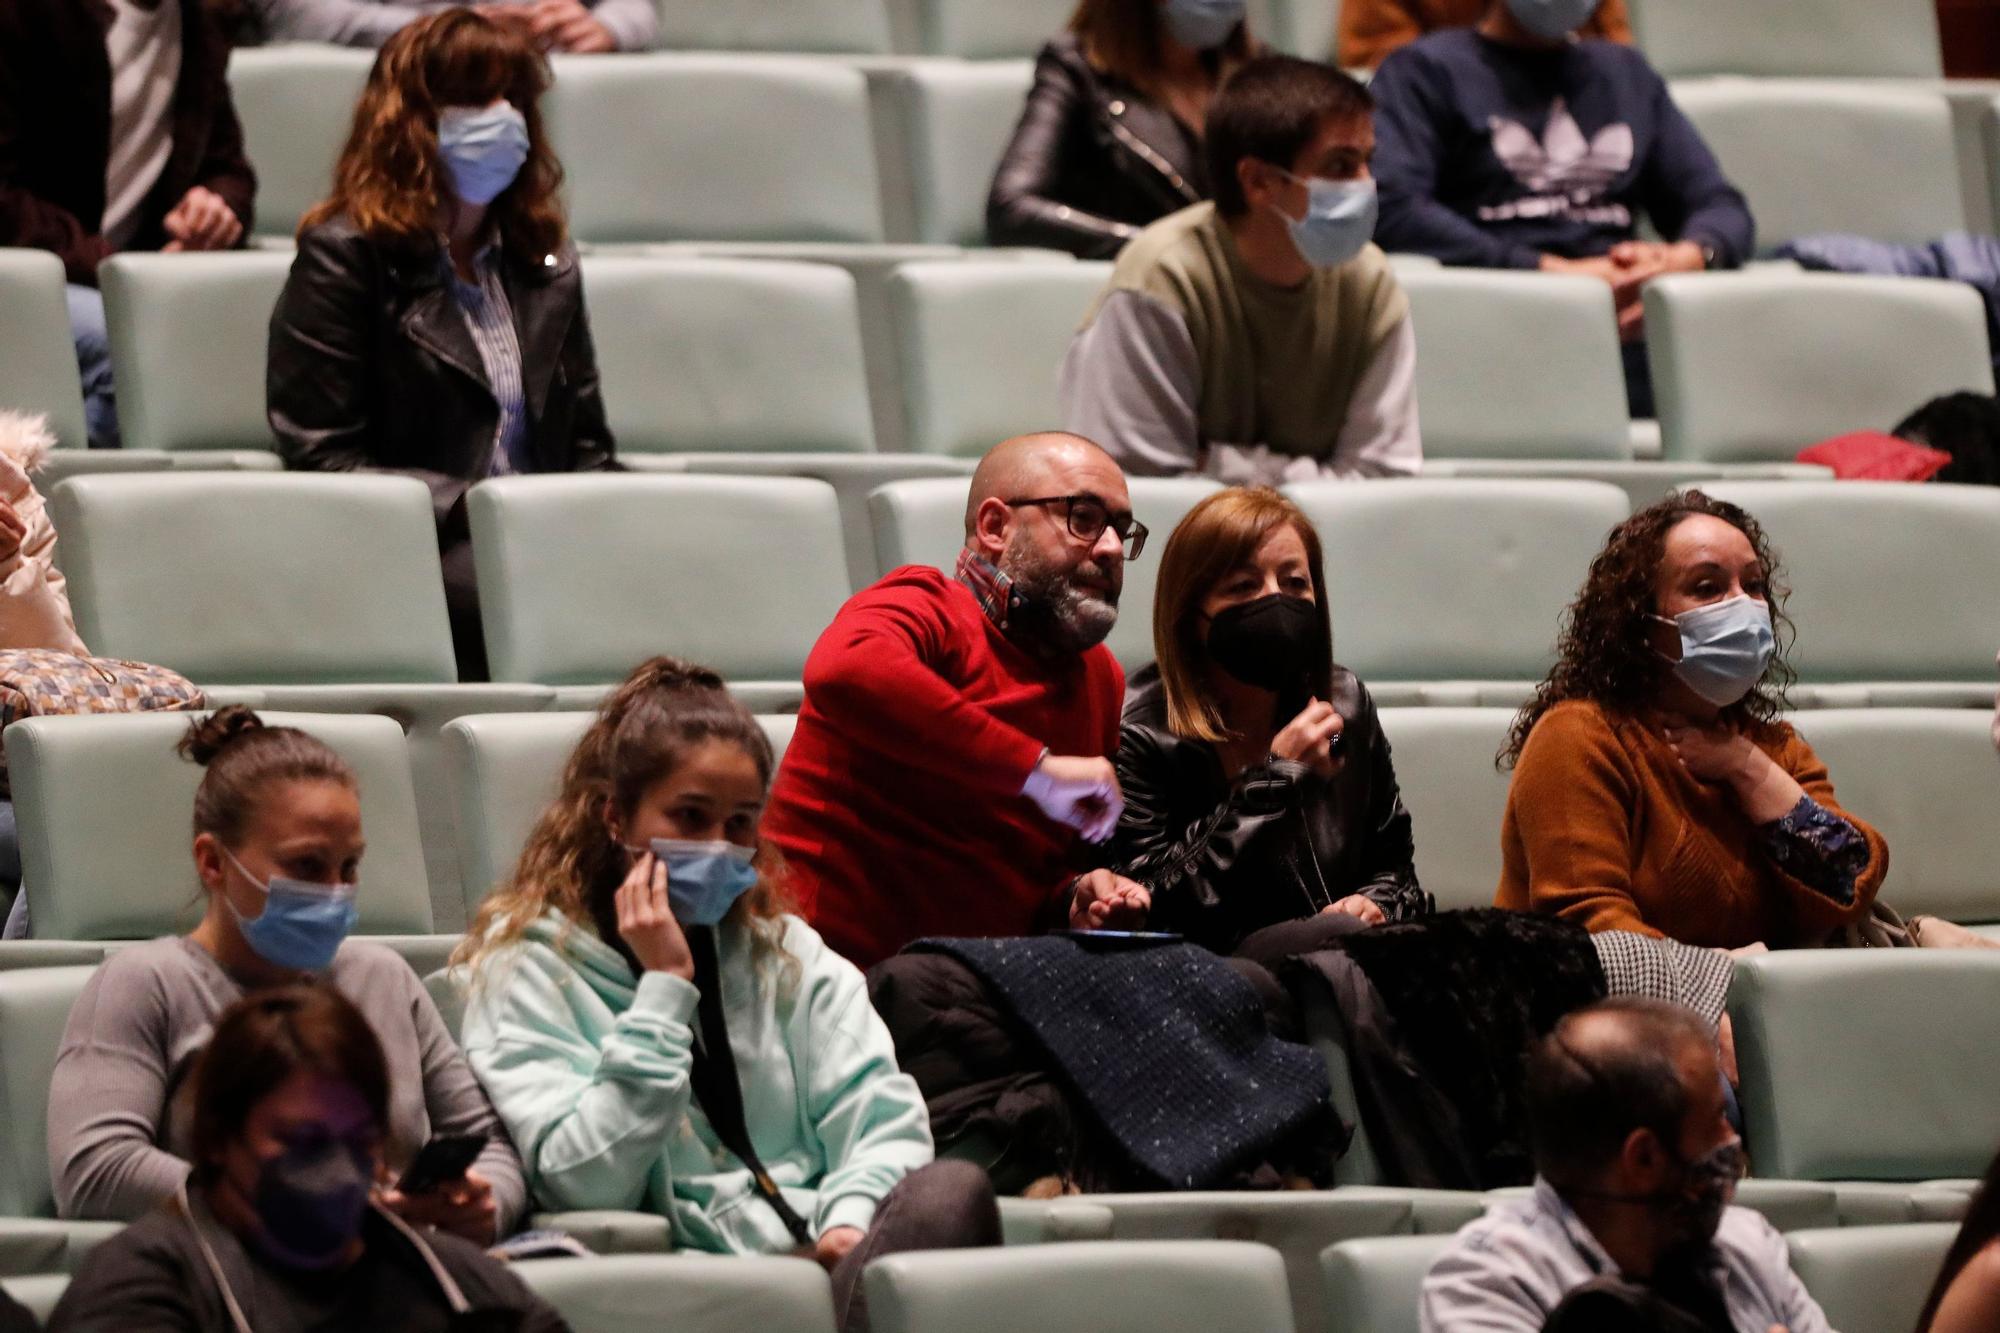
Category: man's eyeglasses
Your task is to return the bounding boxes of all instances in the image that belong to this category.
[1006,495,1148,561]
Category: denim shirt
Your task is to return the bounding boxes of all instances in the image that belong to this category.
[1419,1178,1833,1333]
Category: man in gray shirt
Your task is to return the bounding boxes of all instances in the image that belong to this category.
[1422,997,1831,1333]
[243,0,656,52]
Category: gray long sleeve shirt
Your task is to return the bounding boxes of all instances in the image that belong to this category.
[48,936,527,1236]
[246,0,657,51]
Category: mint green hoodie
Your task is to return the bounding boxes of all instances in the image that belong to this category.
[461,910,933,1254]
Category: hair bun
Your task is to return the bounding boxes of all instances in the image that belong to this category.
[177,705,267,766]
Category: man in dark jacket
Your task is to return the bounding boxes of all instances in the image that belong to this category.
[1368,0,1751,414]
[0,0,257,446]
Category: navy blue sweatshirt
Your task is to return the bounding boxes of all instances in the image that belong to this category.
[1370,29,1754,269]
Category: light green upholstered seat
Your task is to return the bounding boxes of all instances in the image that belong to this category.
[865,476,1221,670]
[1417,460,1833,512]
[1320,1233,1453,1333]
[880,60,1035,245]
[471,472,850,712]
[546,55,881,246]
[1827,1182,1975,1226]
[1788,1224,1958,1333]
[1788,710,2000,923]
[1630,0,1941,77]
[653,0,890,52]
[887,259,1113,457]
[518,1211,673,1255]
[443,711,798,924]
[225,46,372,243]
[865,1239,1295,1333]
[1703,482,2000,707]
[579,256,875,457]
[1670,83,1961,253]
[1398,269,1628,462]
[96,252,296,468]
[516,1254,831,1332]
[1283,479,1629,706]
[1375,708,1516,913]
[901,0,1071,56]
[9,711,431,940]
[994,1192,1413,1332]
[1483,1180,1843,1232]
[1647,274,1993,464]
[0,1272,68,1319]
[1729,952,2000,1182]
[0,249,90,452]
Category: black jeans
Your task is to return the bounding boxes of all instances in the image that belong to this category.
[828,1161,1000,1333]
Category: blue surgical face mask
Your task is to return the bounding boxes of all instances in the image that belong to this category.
[1651,594,1776,708]
[1502,0,1602,41]
[436,102,530,207]
[1275,172,1378,270]
[222,847,359,972]
[642,838,760,928]
[1161,0,1246,50]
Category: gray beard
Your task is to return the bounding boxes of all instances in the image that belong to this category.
[1000,540,1119,657]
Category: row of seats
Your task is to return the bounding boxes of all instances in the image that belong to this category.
[5,247,1988,483]
[221,47,2000,254]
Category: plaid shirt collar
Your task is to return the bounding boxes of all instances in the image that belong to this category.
[954,548,1018,630]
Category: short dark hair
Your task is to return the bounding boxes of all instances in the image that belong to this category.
[188,984,390,1185]
[1524,998,1714,1189]
[1205,55,1373,216]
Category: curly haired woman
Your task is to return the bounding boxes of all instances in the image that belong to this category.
[1495,490,1885,949]
[266,7,616,680]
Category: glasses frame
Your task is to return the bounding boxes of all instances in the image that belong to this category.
[1005,494,1148,561]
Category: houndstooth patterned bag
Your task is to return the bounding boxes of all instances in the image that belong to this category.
[0,650,203,795]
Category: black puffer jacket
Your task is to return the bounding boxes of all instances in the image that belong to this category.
[1112,663,1430,953]
[985,35,1208,259]
[267,216,617,535]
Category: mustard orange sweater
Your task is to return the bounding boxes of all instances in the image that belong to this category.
[1495,700,1886,947]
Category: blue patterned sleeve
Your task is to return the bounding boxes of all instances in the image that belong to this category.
[1760,795,1868,905]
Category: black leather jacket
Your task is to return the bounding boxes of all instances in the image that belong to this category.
[986,36,1209,259]
[268,216,617,536]
[1112,664,1431,954]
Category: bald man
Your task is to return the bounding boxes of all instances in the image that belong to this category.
[764,433,1151,967]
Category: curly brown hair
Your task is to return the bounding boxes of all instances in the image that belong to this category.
[454,657,796,984]
[302,7,566,265]
[1500,490,1796,768]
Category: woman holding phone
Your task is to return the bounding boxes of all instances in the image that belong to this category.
[47,707,524,1241]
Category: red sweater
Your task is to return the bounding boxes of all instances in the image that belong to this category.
[763,566,1125,968]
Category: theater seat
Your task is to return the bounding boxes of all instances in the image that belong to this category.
[1374,709,1516,913]
[1629,0,1942,77]
[470,475,850,714]
[1398,269,1629,462]
[0,967,115,1259]
[0,1273,67,1320]
[8,712,432,940]
[881,60,1035,246]
[515,1254,833,1333]
[653,0,891,52]
[226,46,373,244]
[865,1240,1295,1333]
[1788,710,2000,924]
[1787,1224,1958,1333]
[1483,1179,1843,1232]
[1283,479,1629,706]
[96,252,294,469]
[1672,83,1962,253]
[1647,273,1992,465]
[546,55,882,246]
[1703,482,2000,708]
[1320,1234,1454,1333]
[1729,952,2000,1182]
[866,476,1222,671]
[902,0,1072,57]
[0,249,90,453]
[887,260,1114,457]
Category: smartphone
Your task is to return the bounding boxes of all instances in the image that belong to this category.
[1061,929,1184,948]
[396,1132,488,1195]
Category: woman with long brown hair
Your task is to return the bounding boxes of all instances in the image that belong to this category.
[987,0,1259,257]
[455,657,997,1333]
[1112,486,1428,954]
[266,6,615,680]
[1496,490,1885,947]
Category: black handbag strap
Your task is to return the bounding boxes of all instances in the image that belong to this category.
[685,927,816,1248]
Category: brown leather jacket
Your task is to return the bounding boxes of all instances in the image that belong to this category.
[267,217,617,537]
[1338,0,1631,69]
[0,0,256,284]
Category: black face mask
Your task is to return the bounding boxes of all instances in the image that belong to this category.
[1205,594,1318,693]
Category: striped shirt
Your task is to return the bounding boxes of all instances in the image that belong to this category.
[444,240,529,476]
